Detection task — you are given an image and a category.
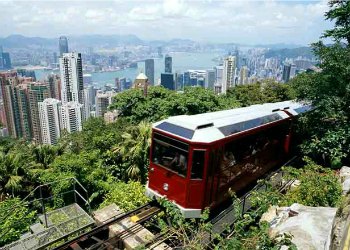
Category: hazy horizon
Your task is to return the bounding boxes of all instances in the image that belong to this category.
[0,0,332,45]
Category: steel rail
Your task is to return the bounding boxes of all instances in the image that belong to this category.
[53,200,159,250]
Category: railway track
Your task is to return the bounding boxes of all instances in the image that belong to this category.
[53,157,300,250]
[53,201,161,250]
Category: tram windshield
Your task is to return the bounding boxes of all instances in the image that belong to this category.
[152,133,189,177]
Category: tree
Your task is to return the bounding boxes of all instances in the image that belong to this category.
[290,0,350,167]
[226,80,294,107]
[112,121,151,182]
[323,0,350,45]
[0,198,36,246]
[110,86,239,124]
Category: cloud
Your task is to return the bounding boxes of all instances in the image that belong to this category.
[0,0,332,45]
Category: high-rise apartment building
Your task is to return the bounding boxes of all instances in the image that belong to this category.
[38,98,61,145]
[239,66,249,85]
[83,87,92,120]
[59,36,69,57]
[46,74,61,100]
[290,64,297,79]
[95,91,117,117]
[29,83,49,143]
[15,84,32,140]
[145,59,155,85]
[59,52,84,104]
[60,102,83,133]
[222,56,237,94]
[165,55,172,73]
[0,72,20,137]
[214,66,224,86]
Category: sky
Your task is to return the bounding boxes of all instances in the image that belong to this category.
[0,0,333,45]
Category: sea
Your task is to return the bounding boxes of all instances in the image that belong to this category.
[34,52,223,88]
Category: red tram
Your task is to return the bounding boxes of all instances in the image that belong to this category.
[146,101,311,218]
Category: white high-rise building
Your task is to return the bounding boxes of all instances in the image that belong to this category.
[59,52,84,104]
[38,98,62,145]
[83,87,92,120]
[222,56,237,94]
[60,102,83,133]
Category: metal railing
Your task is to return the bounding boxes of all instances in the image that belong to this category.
[0,177,91,245]
[208,156,299,242]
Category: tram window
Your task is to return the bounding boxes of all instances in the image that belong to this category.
[191,150,205,179]
[152,135,189,177]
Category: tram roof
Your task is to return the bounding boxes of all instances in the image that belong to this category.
[153,100,311,143]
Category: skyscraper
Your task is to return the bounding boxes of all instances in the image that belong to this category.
[239,66,249,85]
[59,36,69,57]
[59,52,84,104]
[161,73,174,90]
[47,74,61,100]
[145,59,155,85]
[38,98,61,145]
[60,102,83,133]
[157,47,163,58]
[29,83,49,143]
[15,84,32,140]
[0,72,20,137]
[165,55,172,73]
[0,51,12,70]
[222,56,237,94]
[175,73,184,90]
[282,63,292,83]
[290,64,297,79]
[83,87,92,120]
[205,69,215,89]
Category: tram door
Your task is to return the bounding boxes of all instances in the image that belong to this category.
[187,149,207,208]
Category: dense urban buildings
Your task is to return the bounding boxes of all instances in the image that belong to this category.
[0,34,317,144]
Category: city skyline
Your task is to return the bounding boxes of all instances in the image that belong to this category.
[0,0,332,45]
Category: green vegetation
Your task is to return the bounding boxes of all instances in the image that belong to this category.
[0,198,36,246]
[1,1,350,248]
[281,159,342,207]
[100,181,150,211]
[227,80,295,107]
[0,81,293,247]
[290,0,350,168]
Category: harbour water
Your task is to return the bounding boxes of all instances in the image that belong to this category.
[34,52,223,88]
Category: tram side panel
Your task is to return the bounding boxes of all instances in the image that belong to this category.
[203,120,292,209]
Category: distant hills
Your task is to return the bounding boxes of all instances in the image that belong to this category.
[0,34,144,49]
[0,34,309,51]
[264,47,314,59]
